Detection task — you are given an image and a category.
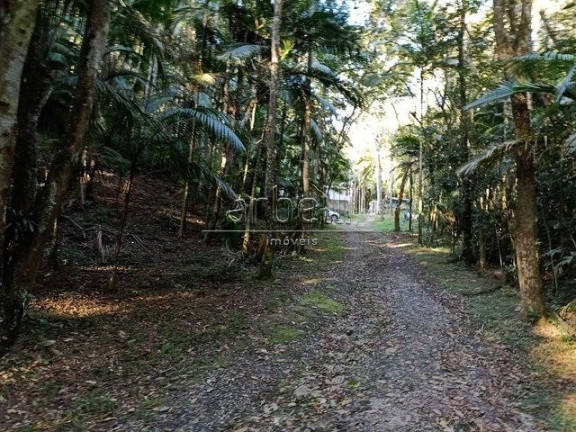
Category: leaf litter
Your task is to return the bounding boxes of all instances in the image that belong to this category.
[107,231,545,431]
[0,183,553,432]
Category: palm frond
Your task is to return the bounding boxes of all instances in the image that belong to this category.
[305,68,363,107]
[95,80,145,117]
[310,120,323,144]
[97,145,132,171]
[49,39,77,63]
[317,97,338,116]
[465,81,556,110]
[163,108,245,153]
[556,65,576,103]
[144,88,181,113]
[214,176,237,200]
[393,159,416,173]
[171,5,206,33]
[516,51,576,63]
[311,62,333,76]
[218,44,264,64]
[457,140,520,176]
[563,83,576,101]
[112,5,174,59]
[104,45,141,58]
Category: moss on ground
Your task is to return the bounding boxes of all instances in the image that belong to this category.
[299,292,344,315]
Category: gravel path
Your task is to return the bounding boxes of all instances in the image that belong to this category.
[114,231,543,432]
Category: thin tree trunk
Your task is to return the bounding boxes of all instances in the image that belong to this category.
[478,227,486,271]
[417,69,424,245]
[240,83,258,194]
[458,0,475,266]
[264,0,282,203]
[179,91,200,238]
[394,166,410,232]
[109,163,136,291]
[258,0,283,278]
[376,143,383,215]
[180,1,209,237]
[409,169,413,232]
[302,28,313,196]
[47,214,61,271]
[242,131,266,254]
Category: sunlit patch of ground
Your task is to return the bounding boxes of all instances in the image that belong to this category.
[532,320,576,380]
[33,295,133,318]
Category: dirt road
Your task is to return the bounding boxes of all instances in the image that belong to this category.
[116,231,542,431]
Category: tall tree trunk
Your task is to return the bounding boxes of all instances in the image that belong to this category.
[240,82,259,194]
[408,169,413,232]
[493,0,545,319]
[0,0,41,350]
[242,128,266,254]
[180,1,210,237]
[417,90,424,243]
[11,7,54,215]
[1,0,110,349]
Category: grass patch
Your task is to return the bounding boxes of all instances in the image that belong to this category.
[371,214,407,232]
[299,292,344,315]
[271,325,305,344]
[549,395,576,432]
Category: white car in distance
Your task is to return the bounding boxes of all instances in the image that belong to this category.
[325,210,340,223]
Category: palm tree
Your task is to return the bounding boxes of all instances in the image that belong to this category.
[460,45,576,320]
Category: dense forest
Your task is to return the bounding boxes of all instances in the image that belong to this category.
[1,0,576,350]
[2,0,576,430]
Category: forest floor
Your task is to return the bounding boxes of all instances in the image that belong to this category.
[1,175,575,431]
